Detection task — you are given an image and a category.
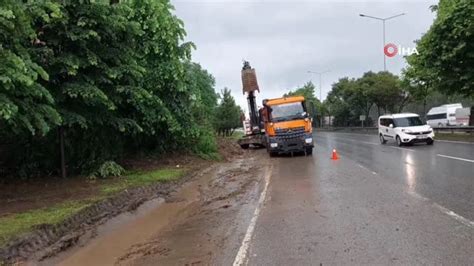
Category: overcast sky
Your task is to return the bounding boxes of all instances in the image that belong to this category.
[172,0,437,110]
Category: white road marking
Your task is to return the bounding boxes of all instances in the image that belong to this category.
[432,203,474,228]
[315,135,378,146]
[358,140,379,146]
[357,163,377,175]
[319,131,374,137]
[233,164,273,266]
[389,146,414,151]
[320,132,474,228]
[407,191,429,201]
[408,191,474,228]
[320,131,474,145]
[437,154,474,163]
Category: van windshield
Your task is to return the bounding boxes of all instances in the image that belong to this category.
[393,116,423,127]
[270,102,305,122]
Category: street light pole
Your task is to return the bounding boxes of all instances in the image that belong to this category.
[359,13,405,71]
[307,70,330,127]
[383,19,386,70]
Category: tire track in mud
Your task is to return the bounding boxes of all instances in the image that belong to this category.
[40,150,270,266]
[114,153,270,266]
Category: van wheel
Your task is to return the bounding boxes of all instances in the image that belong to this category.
[396,136,403,146]
[379,134,387,144]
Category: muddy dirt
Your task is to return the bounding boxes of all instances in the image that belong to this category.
[0,178,101,217]
[38,149,268,266]
[0,137,255,265]
[0,154,207,218]
[217,137,245,161]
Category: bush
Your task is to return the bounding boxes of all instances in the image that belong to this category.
[93,161,125,179]
[192,128,219,160]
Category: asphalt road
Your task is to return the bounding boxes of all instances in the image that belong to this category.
[244,131,473,265]
[45,132,474,265]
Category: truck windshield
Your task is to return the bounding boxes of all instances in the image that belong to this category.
[270,102,305,122]
[393,116,423,127]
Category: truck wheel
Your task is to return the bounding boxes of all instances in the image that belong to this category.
[269,151,278,157]
[305,148,313,156]
[427,139,434,145]
[240,144,249,149]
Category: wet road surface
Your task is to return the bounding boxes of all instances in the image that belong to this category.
[246,131,473,265]
[46,132,473,265]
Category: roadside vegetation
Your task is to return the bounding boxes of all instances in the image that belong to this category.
[0,201,89,247]
[2,0,471,254]
[0,166,185,247]
[289,0,473,127]
[434,133,474,143]
[0,0,246,249]
[0,0,242,179]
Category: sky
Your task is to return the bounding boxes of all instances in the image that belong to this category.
[172,0,438,111]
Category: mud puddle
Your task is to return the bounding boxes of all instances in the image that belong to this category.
[40,150,269,266]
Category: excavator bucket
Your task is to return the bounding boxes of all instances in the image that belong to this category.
[241,66,259,94]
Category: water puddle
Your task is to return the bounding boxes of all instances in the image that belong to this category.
[45,167,216,266]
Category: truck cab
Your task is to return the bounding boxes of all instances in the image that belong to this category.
[262,96,314,156]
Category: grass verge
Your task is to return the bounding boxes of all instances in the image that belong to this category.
[100,168,184,195]
[435,133,474,142]
[0,167,185,248]
[228,131,245,140]
[0,201,90,247]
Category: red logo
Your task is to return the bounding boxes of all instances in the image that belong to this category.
[384,43,398,57]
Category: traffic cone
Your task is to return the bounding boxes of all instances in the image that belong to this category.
[331,149,339,160]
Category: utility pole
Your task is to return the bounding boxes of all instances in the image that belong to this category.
[308,70,330,127]
[359,13,406,71]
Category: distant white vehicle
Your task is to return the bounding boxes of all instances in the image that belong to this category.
[426,103,463,127]
[379,113,434,146]
[455,107,471,126]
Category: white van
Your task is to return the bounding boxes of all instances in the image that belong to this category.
[455,107,471,126]
[379,113,434,146]
[426,103,462,127]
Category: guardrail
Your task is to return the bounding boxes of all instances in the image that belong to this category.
[432,126,474,135]
[317,126,474,135]
[317,127,378,134]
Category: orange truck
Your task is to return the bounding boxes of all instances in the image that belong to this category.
[261,96,314,156]
[237,61,314,156]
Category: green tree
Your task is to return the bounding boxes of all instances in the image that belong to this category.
[0,0,61,136]
[284,82,320,126]
[325,78,354,126]
[183,62,218,156]
[405,0,474,97]
[326,77,365,126]
[0,0,220,178]
[323,72,404,126]
[401,70,432,116]
[215,88,242,136]
[362,71,406,115]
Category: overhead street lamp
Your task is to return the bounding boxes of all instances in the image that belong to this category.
[307,70,331,127]
[359,12,406,71]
